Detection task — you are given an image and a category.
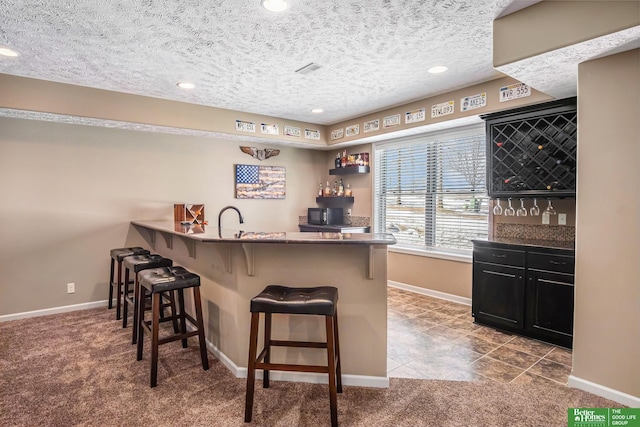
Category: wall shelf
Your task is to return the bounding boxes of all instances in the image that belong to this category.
[329,166,370,175]
[316,196,354,207]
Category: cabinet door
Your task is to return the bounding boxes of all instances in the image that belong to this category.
[525,270,574,348]
[472,262,525,331]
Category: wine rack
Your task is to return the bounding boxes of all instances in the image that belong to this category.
[482,98,577,197]
[174,203,205,224]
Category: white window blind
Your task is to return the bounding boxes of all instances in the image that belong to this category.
[374,124,489,253]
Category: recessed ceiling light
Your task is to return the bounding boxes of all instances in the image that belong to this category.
[0,47,20,57]
[311,108,323,114]
[177,82,195,89]
[261,0,288,12]
[428,65,448,74]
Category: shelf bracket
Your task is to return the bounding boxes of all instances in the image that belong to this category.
[213,243,232,274]
[367,245,375,280]
[134,224,156,250]
[158,231,173,250]
[242,243,255,277]
[176,236,196,259]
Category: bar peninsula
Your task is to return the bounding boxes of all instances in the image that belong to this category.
[130,220,396,387]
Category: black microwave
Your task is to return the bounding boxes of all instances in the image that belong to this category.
[308,208,343,225]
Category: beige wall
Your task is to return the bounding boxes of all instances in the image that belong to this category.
[388,252,473,299]
[573,49,640,398]
[0,118,325,315]
[0,74,328,147]
[494,1,640,66]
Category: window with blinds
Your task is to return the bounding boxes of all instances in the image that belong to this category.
[374,124,489,253]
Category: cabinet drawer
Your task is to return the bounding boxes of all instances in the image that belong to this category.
[527,252,574,274]
[474,247,525,267]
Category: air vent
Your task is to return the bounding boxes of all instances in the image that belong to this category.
[295,63,322,75]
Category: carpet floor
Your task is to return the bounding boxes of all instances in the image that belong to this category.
[0,308,623,426]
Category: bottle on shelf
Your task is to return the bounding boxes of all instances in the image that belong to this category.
[318,182,323,197]
[503,175,526,190]
[335,153,341,169]
[324,181,331,197]
[338,179,344,196]
[546,181,563,191]
[333,180,338,196]
[345,183,352,197]
[341,151,347,168]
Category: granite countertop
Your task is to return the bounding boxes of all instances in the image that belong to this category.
[132,220,396,245]
[473,237,575,251]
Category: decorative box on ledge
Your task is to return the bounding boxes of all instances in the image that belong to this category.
[174,204,205,225]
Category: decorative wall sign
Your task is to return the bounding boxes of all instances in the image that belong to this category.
[235,120,255,133]
[431,100,455,118]
[284,126,301,137]
[383,114,401,128]
[260,123,279,135]
[239,146,280,161]
[305,128,321,140]
[460,92,487,112]
[330,128,344,140]
[405,108,426,124]
[500,82,531,102]
[345,124,360,137]
[364,119,380,133]
[235,164,286,199]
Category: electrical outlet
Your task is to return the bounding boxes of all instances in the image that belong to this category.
[558,213,567,225]
[542,213,550,225]
[346,208,352,216]
[67,282,75,294]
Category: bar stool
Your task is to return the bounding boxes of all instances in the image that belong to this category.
[244,285,342,427]
[108,247,150,320]
[136,266,209,387]
[122,254,174,344]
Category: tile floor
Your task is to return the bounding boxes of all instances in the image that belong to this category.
[387,286,573,386]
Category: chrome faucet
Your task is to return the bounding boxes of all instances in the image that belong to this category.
[218,205,245,229]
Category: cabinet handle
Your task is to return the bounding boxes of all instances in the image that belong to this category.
[549,260,567,265]
[538,278,573,287]
[483,270,516,278]
[492,254,507,258]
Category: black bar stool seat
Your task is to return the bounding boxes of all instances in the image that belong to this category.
[244,285,342,427]
[122,254,173,344]
[109,247,150,320]
[136,266,209,387]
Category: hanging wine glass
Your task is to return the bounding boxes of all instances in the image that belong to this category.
[505,198,516,216]
[530,198,540,216]
[516,198,527,216]
[493,198,503,216]
[544,198,557,215]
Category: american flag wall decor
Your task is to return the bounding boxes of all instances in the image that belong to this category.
[235,164,286,199]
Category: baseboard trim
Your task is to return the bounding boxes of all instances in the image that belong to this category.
[388,280,471,306]
[567,375,640,407]
[0,300,109,322]
[205,338,388,388]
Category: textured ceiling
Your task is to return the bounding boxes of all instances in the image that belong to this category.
[0,0,524,126]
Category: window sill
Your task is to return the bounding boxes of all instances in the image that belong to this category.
[388,245,472,263]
